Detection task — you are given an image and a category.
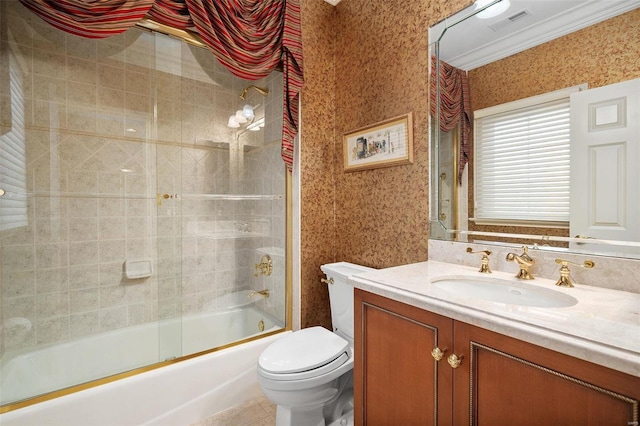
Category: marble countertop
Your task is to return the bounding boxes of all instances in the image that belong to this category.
[349,260,640,377]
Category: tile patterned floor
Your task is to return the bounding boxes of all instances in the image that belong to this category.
[189,395,276,426]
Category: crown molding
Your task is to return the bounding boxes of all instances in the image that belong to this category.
[441,0,640,71]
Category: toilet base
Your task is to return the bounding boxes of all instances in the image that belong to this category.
[265,372,354,426]
[275,404,327,426]
[328,410,354,426]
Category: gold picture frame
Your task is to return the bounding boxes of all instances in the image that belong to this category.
[343,112,413,172]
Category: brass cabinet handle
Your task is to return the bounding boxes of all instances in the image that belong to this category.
[447,353,464,369]
[431,347,447,361]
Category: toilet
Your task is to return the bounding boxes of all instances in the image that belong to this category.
[257,262,374,426]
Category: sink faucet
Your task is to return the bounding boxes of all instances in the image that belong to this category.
[554,258,595,287]
[466,247,492,273]
[506,246,535,280]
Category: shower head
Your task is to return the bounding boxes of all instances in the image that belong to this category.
[239,85,269,100]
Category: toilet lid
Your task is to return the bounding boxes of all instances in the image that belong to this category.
[259,326,349,374]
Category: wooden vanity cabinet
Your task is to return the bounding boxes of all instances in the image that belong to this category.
[354,290,454,425]
[354,289,640,426]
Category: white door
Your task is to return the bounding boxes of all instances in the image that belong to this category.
[570,78,640,253]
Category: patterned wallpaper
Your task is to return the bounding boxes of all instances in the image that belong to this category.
[299,0,473,328]
[299,1,338,329]
[469,9,640,110]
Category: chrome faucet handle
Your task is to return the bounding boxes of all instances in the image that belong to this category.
[554,258,595,288]
[466,247,492,273]
[506,246,535,280]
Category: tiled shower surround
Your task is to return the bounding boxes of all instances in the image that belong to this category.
[0,1,286,355]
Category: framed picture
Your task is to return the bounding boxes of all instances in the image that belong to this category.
[343,112,413,172]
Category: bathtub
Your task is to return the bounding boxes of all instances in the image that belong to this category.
[0,298,286,425]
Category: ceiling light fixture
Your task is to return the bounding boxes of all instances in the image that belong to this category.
[475,0,511,19]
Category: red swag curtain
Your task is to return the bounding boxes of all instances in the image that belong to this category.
[430,56,471,183]
[19,0,303,172]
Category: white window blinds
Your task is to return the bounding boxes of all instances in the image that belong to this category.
[0,49,28,232]
[473,86,583,226]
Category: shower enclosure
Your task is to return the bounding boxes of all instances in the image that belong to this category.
[0,1,288,409]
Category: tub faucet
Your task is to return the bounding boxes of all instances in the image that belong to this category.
[248,289,270,298]
[506,246,535,280]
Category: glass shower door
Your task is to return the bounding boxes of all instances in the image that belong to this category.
[152,32,287,360]
[0,0,287,410]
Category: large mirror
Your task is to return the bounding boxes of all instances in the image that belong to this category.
[429,0,640,259]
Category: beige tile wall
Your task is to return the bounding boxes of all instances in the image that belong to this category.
[0,1,286,353]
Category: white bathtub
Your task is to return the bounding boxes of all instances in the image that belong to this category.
[0,301,286,425]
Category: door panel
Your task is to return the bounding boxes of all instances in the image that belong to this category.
[454,321,640,426]
[570,78,640,249]
[354,290,453,426]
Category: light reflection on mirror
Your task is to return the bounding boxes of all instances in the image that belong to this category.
[429,0,640,259]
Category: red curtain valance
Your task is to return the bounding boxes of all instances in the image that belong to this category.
[18,0,157,38]
[19,0,303,172]
[430,57,471,183]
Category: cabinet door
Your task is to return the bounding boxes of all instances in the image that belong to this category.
[453,321,640,426]
[354,289,454,426]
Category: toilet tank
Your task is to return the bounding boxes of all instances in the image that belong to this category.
[320,262,375,343]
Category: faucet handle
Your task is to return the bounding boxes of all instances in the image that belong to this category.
[554,258,595,287]
[466,247,492,273]
[254,254,273,277]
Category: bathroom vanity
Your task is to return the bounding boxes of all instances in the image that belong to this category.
[350,261,640,425]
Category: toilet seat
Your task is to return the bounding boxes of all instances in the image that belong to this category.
[259,352,350,381]
[258,327,350,381]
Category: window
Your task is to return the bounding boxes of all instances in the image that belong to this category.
[473,85,585,227]
[0,48,28,232]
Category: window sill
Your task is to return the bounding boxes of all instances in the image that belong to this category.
[469,218,569,229]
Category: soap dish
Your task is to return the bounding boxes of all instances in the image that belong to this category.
[124,259,153,279]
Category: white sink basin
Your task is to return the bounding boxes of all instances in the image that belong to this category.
[430,276,578,308]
